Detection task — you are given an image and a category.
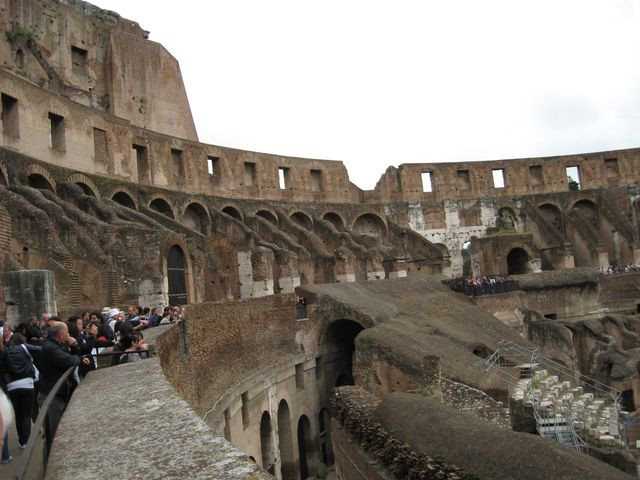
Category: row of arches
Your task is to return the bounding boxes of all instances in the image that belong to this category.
[260,406,328,479]
[24,170,389,238]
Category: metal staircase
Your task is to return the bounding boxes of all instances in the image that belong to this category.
[476,340,623,452]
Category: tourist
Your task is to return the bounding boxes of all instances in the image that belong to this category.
[0,334,11,465]
[118,333,148,364]
[37,321,90,447]
[3,333,39,448]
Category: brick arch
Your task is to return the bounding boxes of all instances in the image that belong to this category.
[25,164,56,192]
[160,236,195,305]
[569,197,599,210]
[290,211,313,230]
[148,195,175,219]
[256,209,278,225]
[180,200,211,235]
[352,212,387,237]
[220,204,243,221]
[65,173,99,197]
[322,211,345,230]
[104,186,138,210]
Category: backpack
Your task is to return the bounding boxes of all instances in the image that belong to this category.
[4,344,35,380]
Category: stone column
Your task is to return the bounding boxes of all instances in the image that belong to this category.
[2,269,57,326]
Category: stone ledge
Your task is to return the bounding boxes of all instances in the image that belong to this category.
[46,358,271,480]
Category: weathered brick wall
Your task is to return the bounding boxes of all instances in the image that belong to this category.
[157,294,300,416]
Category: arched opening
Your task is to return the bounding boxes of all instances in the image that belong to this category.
[353,213,386,237]
[297,415,314,479]
[260,411,275,474]
[256,210,278,225]
[291,212,313,230]
[507,248,529,275]
[497,207,517,231]
[277,400,295,480]
[183,203,210,235]
[321,320,364,393]
[572,199,598,228]
[28,174,54,192]
[76,182,95,197]
[318,408,334,466]
[150,198,175,219]
[538,203,563,233]
[323,212,343,231]
[461,240,472,278]
[222,206,242,221]
[112,191,136,209]
[167,245,187,305]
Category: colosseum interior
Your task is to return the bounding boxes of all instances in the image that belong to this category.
[2,1,640,479]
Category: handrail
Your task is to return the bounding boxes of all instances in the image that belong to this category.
[14,366,74,480]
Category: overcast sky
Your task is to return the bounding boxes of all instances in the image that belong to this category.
[95,0,640,189]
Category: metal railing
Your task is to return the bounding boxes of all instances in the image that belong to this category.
[13,349,151,480]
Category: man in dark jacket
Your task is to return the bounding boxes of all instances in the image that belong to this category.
[38,321,90,451]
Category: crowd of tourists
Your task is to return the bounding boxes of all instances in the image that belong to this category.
[0,304,183,465]
[598,264,640,274]
[444,276,519,296]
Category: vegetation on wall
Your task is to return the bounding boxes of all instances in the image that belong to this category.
[5,22,37,46]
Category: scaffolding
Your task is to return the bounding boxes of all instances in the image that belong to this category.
[476,340,623,452]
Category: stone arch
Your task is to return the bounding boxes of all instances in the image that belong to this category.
[571,199,598,228]
[319,319,365,390]
[260,411,275,473]
[149,197,175,219]
[25,164,56,192]
[538,203,563,233]
[161,238,195,305]
[290,211,313,230]
[318,408,334,466]
[277,400,295,480]
[507,247,530,275]
[166,245,188,305]
[111,190,137,210]
[352,213,387,237]
[221,205,243,221]
[181,201,211,235]
[322,212,344,230]
[297,415,315,479]
[256,209,278,225]
[66,173,98,197]
[496,207,518,231]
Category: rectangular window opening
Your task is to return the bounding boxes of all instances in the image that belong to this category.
[566,166,580,190]
[244,162,256,187]
[457,169,470,190]
[207,155,220,176]
[241,391,250,428]
[544,313,557,320]
[171,148,184,180]
[310,169,323,192]
[71,46,88,76]
[604,158,619,178]
[295,363,304,390]
[48,112,65,151]
[1,93,19,138]
[529,165,543,185]
[421,171,433,193]
[133,144,149,183]
[278,167,291,190]
[492,168,505,188]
